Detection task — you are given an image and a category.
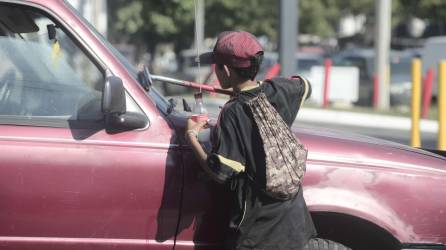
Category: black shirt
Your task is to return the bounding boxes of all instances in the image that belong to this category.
[207,76,316,250]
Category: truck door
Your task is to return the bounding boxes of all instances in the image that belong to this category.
[0,2,181,249]
[173,150,229,250]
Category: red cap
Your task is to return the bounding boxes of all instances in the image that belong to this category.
[200,31,263,68]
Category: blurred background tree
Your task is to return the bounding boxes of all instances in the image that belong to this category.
[107,0,446,63]
[395,0,446,37]
[205,0,278,44]
[108,0,196,64]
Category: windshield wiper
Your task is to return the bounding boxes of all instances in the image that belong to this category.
[166,98,193,114]
[137,65,152,91]
[167,98,177,114]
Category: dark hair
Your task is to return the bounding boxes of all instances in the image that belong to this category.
[232,52,264,80]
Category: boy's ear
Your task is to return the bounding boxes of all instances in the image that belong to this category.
[223,65,231,77]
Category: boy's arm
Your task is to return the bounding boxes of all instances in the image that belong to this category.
[186,112,246,184]
[264,76,312,124]
[185,125,225,184]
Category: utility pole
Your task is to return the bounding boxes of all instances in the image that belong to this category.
[374,0,391,109]
[194,0,205,82]
[195,0,204,51]
[279,0,297,76]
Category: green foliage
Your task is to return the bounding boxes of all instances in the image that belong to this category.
[108,0,446,57]
[299,0,338,37]
[395,0,446,18]
[108,0,196,53]
[205,0,278,41]
[114,1,144,34]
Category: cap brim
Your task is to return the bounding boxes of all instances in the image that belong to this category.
[199,52,215,65]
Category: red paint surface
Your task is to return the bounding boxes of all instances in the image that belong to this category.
[295,127,446,244]
[1,1,445,249]
[422,68,434,118]
[373,73,379,108]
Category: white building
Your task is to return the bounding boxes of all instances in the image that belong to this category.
[67,0,107,37]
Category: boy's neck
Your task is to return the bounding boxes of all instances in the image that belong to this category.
[233,79,258,92]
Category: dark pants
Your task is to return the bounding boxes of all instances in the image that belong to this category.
[303,238,352,250]
[232,238,351,250]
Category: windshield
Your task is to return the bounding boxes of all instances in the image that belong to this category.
[391,58,411,75]
[296,58,322,71]
[63,0,170,112]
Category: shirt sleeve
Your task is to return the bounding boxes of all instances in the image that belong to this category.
[297,76,312,106]
[263,76,312,126]
[207,108,246,184]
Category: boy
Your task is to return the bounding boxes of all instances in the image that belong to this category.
[186,31,324,250]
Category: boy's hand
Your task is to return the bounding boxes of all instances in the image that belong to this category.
[185,118,208,141]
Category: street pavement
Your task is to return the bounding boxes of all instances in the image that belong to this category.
[297,108,438,149]
[296,120,437,149]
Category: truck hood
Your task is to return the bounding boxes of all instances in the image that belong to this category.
[172,110,446,174]
[293,125,446,175]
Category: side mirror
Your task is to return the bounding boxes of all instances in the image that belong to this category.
[103,76,126,114]
[102,75,148,131]
[107,112,148,132]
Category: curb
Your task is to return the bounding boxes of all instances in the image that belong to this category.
[198,98,438,134]
[298,108,438,133]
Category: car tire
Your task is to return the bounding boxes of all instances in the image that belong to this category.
[303,238,352,250]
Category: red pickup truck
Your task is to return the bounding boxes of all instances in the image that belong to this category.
[0,1,445,250]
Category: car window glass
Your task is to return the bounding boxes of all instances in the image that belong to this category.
[62,0,170,114]
[296,58,322,71]
[0,4,103,124]
[391,58,411,75]
[339,56,370,79]
[125,92,142,113]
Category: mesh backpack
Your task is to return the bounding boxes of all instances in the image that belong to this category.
[245,89,308,200]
